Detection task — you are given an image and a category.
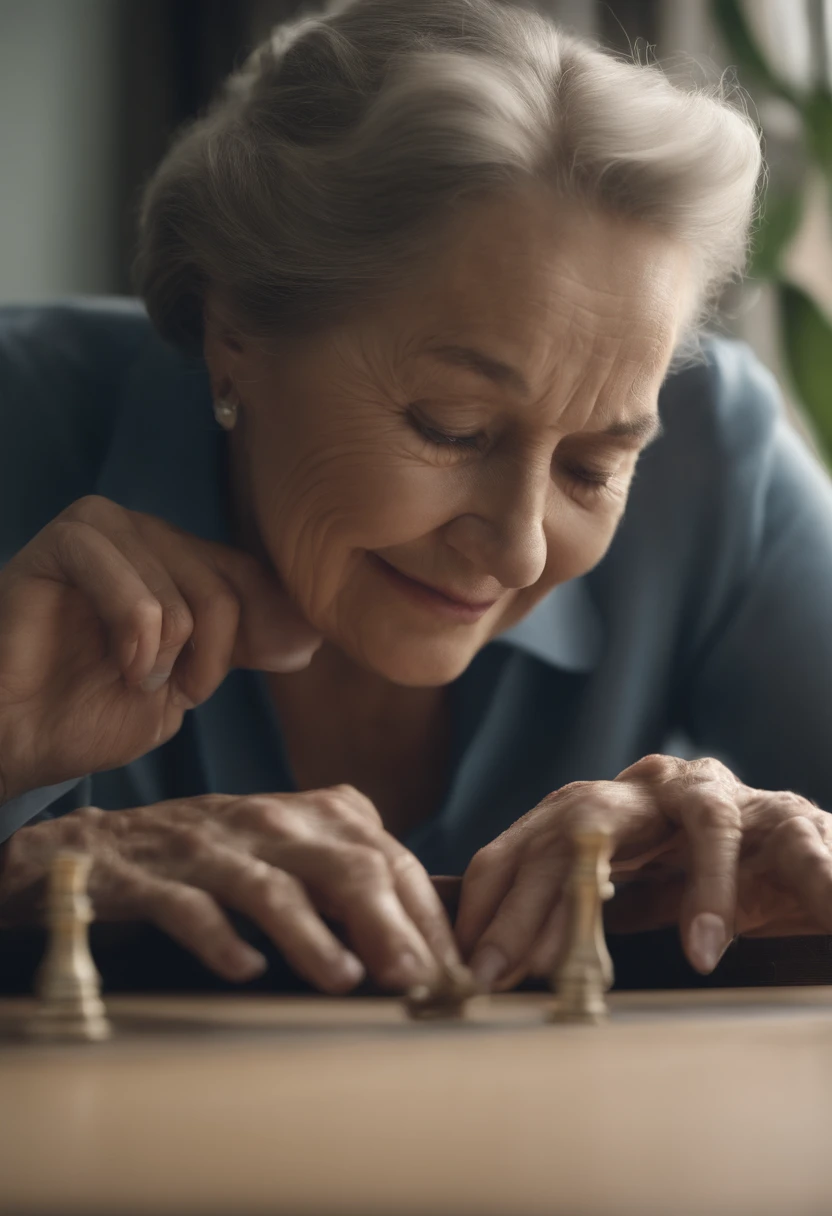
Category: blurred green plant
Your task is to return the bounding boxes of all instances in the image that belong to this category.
[712,0,832,460]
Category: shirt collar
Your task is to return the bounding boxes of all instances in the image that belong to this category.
[98,334,602,676]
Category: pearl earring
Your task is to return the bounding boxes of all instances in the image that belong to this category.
[213,394,239,431]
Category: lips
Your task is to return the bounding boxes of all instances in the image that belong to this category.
[374,556,498,609]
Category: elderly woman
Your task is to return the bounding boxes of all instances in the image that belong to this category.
[1,0,831,997]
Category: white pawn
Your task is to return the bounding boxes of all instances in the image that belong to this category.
[27,851,111,1041]
[549,828,615,1025]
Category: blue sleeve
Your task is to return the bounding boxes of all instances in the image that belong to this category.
[683,346,832,810]
[0,299,151,835]
[0,781,85,843]
[0,298,150,561]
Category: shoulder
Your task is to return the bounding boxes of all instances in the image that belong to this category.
[595,336,799,603]
[629,334,790,522]
[657,333,783,461]
[0,298,156,559]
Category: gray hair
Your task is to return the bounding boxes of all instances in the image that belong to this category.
[135,0,762,356]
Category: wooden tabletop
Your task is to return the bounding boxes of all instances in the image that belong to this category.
[2,987,832,1216]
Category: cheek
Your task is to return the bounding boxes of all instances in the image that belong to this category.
[246,427,463,604]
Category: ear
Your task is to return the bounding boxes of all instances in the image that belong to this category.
[203,292,245,401]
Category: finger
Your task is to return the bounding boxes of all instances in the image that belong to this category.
[674,790,742,974]
[75,517,197,693]
[160,559,241,707]
[127,873,269,983]
[494,897,568,992]
[455,841,520,959]
[386,847,462,969]
[467,854,570,991]
[764,814,832,934]
[29,519,165,682]
[524,897,569,982]
[204,851,366,994]
[276,841,440,990]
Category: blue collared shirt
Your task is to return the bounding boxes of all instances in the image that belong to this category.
[2,299,831,871]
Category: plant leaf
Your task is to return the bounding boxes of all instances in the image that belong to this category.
[802,88,832,178]
[749,188,804,279]
[779,281,832,461]
[710,0,798,103]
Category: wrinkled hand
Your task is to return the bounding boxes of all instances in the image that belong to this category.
[456,755,832,991]
[0,495,322,802]
[0,784,460,993]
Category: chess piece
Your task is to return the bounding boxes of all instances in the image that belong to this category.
[27,851,111,1041]
[404,960,478,1020]
[549,828,615,1024]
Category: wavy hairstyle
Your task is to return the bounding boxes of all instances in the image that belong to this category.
[135,0,762,357]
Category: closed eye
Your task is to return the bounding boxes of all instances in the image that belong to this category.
[408,415,484,450]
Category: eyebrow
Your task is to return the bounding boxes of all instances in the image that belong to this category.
[425,344,663,446]
[599,413,664,445]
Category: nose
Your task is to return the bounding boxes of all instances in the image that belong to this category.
[444,454,550,590]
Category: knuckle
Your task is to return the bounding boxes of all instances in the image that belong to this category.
[773,790,813,818]
[50,518,96,563]
[158,599,195,649]
[164,822,211,862]
[678,757,734,790]
[320,784,382,823]
[255,868,304,913]
[232,796,292,836]
[387,847,425,885]
[619,754,677,782]
[63,494,115,526]
[126,595,164,636]
[340,843,391,887]
[770,812,819,852]
[56,811,102,852]
[687,794,741,834]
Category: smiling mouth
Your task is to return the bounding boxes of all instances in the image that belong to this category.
[370,555,499,612]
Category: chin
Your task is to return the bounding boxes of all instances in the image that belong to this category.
[350,632,480,687]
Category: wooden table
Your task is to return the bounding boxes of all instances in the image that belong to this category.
[2,987,832,1215]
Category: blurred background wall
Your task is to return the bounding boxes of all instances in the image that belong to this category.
[1,0,829,452]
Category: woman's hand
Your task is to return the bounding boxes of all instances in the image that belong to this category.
[0,495,321,803]
[0,784,460,992]
[456,755,832,991]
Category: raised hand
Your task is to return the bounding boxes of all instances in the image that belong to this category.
[0,495,322,802]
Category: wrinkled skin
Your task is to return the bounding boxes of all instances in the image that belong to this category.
[3,186,827,991]
[457,756,832,987]
[0,496,322,803]
[0,784,458,991]
[210,188,684,699]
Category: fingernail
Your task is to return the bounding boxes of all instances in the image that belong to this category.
[333,953,365,988]
[140,670,172,693]
[227,946,268,982]
[688,913,728,973]
[470,944,508,991]
[385,950,433,990]
[260,649,319,674]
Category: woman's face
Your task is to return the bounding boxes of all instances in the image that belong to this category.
[207,188,690,687]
